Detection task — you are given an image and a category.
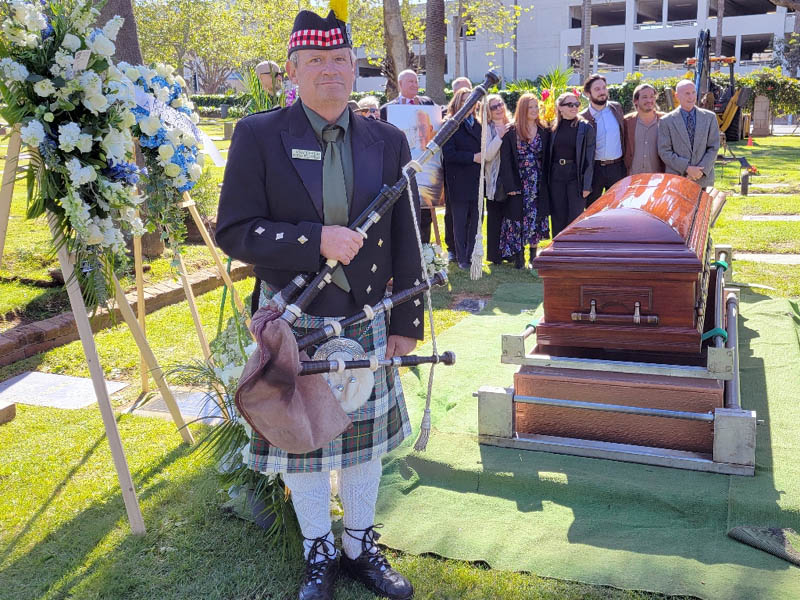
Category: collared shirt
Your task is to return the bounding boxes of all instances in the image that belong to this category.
[300,101,358,315]
[589,104,623,161]
[630,115,661,175]
[398,95,419,105]
[301,102,354,206]
[679,106,697,145]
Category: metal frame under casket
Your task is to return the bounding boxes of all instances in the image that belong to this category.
[477,246,757,476]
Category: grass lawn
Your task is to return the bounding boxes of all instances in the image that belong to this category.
[2,129,800,599]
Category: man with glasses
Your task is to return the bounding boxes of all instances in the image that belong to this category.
[580,73,626,207]
[356,96,380,119]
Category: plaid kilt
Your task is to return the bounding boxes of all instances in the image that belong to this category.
[240,283,412,474]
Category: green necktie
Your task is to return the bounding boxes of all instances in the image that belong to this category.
[322,125,350,292]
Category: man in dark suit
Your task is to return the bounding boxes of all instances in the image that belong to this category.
[380,69,436,244]
[580,73,626,207]
[216,10,420,600]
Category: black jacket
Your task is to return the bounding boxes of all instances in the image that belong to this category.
[441,117,481,206]
[497,125,551,220]
[545,118,596,193]
[215,100,424,340]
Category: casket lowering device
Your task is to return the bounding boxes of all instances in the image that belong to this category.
[477,173,756,476]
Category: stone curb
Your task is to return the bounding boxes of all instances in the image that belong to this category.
[0,261,254,368]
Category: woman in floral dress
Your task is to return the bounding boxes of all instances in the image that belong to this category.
[498,93,551,268]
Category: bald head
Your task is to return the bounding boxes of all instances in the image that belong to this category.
[675,80,697,112]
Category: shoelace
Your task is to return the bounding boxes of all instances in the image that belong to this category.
[304,533,337,584]
[344,524,390,572]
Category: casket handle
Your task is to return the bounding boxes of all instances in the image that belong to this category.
[571,299,659,326]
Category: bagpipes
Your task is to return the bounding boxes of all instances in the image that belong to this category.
[235,70,500,455]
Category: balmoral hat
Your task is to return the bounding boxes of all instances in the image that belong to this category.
[288,9,351,57]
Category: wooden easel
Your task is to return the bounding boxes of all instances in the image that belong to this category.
[0,128,196,535]
[131,191,252,387]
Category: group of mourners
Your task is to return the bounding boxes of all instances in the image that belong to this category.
[356,71,721,271]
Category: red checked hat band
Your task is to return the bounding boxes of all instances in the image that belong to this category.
[287,10,351,56]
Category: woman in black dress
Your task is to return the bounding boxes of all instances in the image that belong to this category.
[546,91,596,237]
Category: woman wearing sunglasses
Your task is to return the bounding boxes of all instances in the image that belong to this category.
[545,91,596,237]
[483,94,512,265]
[496,93,551,269]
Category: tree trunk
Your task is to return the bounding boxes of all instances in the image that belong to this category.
[715,0,725,70]
[383,0,409,99]
[425,0,446,104]
[453,0,463,78]
[97,0,143,64]
[581,0,592,81]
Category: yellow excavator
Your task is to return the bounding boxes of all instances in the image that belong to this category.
[685,29,752,142]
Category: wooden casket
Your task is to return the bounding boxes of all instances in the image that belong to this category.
[533,173,715,355]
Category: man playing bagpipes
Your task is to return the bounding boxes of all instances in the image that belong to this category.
[215,8,423,600]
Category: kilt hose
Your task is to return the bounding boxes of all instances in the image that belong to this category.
[240,282,413,474]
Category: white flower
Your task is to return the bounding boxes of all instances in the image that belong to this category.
[157,144,174,161]
[124,66,141,82]
[102,16,124,41]
[190,112,199,124]
[76,134,93,153]
[101,128,132,164]
[175,75,187,88]
[173,174,188,189]
[188,163,203,181]
[164,163,181,178]
[119,109,136,130]
[72,3,100,33]
[79,70,103,95]
[88,31,115,58]
[106,79,135,105]
[139,114,162,136]
[155,63,174,78]
[33,78,57,97]
[86,219,103,244]
[11,0,46,31]
[66,158,97,186]
[155,85,171,103]
[165,127,183,146]
[54,49,74,72]
[83,92,109,114]
[20,120,45,147]
[170,97,185,109]
[0,57,29,82]
[58,122,82,151]
[62,33,81,52]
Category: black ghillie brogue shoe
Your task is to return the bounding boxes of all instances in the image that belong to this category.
[298,534,339,600]
[340,525,413,599]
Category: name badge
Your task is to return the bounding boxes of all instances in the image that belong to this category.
[292,149,322,161]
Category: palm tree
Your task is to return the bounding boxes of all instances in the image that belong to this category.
[580,0,592,81]
[714,0,725,71]
[383,0,410,99]
[425,0,446,104]
[97,0,143,64]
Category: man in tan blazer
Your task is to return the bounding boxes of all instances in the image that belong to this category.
[623,83,665,175]
[657,80,720,188]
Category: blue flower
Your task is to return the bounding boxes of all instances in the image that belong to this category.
[38,136,59,169]
[104,160,141,185]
